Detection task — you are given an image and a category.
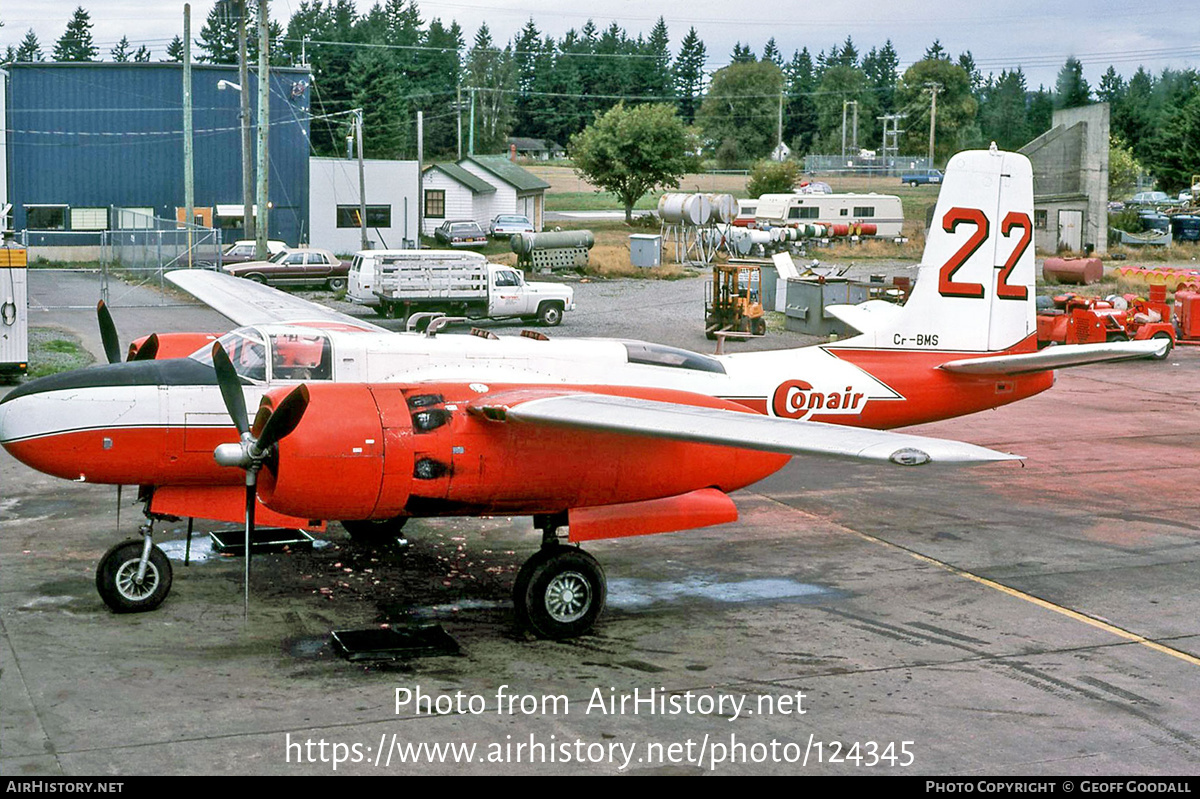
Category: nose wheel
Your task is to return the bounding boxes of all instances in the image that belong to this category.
[513,544,606,640]
[96,533,172,613]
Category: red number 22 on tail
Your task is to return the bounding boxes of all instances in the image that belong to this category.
[937,207,1031,300]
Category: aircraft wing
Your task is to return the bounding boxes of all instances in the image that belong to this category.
[473,392,1020,465]
[938,339,1166,375]
[165,269,388,332]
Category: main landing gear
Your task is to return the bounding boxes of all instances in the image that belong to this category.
[96,521,173,613]
[512,515,607,640]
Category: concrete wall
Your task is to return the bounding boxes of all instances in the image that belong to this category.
[1020,103,1109,254]
[309,158,418,254]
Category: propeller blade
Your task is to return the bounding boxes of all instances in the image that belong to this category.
[96,301,122,365]
[243,477,255,621]
[256,385,310,452]
[211,342,251,437]
[132,333,160,361]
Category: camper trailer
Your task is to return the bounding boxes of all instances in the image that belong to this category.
[753,192,904,237]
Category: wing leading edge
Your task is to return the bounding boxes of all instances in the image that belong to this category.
[475,393,1020,465]
[165,269,388,332]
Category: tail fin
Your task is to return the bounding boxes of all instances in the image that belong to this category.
[837,146,1036,353]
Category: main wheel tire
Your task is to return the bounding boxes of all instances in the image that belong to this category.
[538,302,564,327]
[327,277,348,291]
[96,540,173,613]
[514,546,606,640]
[342,517,408,543]
[1150,331,1173,360]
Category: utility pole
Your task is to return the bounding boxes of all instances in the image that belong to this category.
[456,84,463,160]
[355,109,367,251]
[183,4,194,266]
[468,87,476,157]
[924,82,942,165]
[851,101,859,154]
[841,99,847,160]
[255,0,270,260]
[841,99,858,161]
[416,110,424,250]
[776,89,783,159]
[238,0,253,242]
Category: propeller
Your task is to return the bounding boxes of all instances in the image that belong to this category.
[97,301,122,364]
[209,342,310,619]
[97,301,160,362]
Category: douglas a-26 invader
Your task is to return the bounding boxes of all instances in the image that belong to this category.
[0,148,1164,638]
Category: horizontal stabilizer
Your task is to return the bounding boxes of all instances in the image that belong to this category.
[939,339,1167,375]
[484,393,1020,465]
[824,300,905,335]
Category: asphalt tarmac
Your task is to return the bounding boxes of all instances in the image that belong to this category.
[2,269,1198,775]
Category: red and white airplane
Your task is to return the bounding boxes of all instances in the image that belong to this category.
[0,148,1163,638]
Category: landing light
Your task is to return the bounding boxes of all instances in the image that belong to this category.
[889,448,931,466]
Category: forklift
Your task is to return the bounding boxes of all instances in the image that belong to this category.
[704,263,767,340]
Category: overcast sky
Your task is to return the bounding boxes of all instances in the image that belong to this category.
[4,0,1197,89]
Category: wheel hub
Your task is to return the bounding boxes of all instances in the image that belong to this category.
[545,571,590,622]
[115,560,159,601]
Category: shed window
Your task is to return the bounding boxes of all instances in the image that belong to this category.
[26,206,68,230]
[71,207,108,231]
[424,190,446,219]
[1034,210,1048,229]
[337,205,392,228]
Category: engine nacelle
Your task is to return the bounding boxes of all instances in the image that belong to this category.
[256,384,414,520]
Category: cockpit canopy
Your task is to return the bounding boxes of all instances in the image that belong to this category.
[190,327,333,383]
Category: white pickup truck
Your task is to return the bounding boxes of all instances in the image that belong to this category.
[347,249,575,325]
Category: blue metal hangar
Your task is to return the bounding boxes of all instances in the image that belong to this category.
[5,62,312,246]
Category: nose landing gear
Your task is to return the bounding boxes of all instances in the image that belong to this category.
[96,523,173,613]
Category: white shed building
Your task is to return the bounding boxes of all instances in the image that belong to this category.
[309,157,419,253]
[420,163,497,237]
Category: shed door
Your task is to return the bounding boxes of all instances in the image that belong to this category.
[1058,210,1083,251]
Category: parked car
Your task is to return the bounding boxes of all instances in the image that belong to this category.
[434,220,489,248]
[221,239,288,265]
[1129,191,1178,207]
[489,214,535,238]
[222,247,351,290]
[900,169,943,186]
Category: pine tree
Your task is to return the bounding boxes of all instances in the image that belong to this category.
[163,35,184,62]
[924,39,948,61]
[730,42,755,64]
[199,0,241,64]
[111,36,133,62]
[134,45,151,63]
[784,48,819,155]
[16,29,43,62]
[762,38,782,68]
[1055,56,1091,108]
[862,40,899,114]
[53,6,99,62]
[672,27,706,125]
[466,24,517,154]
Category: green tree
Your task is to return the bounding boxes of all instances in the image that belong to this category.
[672,27,706,125]
[783,48,819,155]
[198,0,240,63]
[349,45,408,159]
[16,29,43,61]
[813,64,877,154]
[1108,135,1142,196]
[1055,56,1091,108]
[894,58,976,162]
[465,24,517,154]
[569,102,699,222]
[746,159,799,198]
[53,6,99,62]
[762,38,782,68]
[698,60,784,161]
[861,40,899,114]
[1150,88,1200,192]
[133,45,151,62]
[110,36,133,62]
[978,68,1029,150]
[163,35,184,62]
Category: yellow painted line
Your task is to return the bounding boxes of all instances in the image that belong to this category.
[848,528,1200,668]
